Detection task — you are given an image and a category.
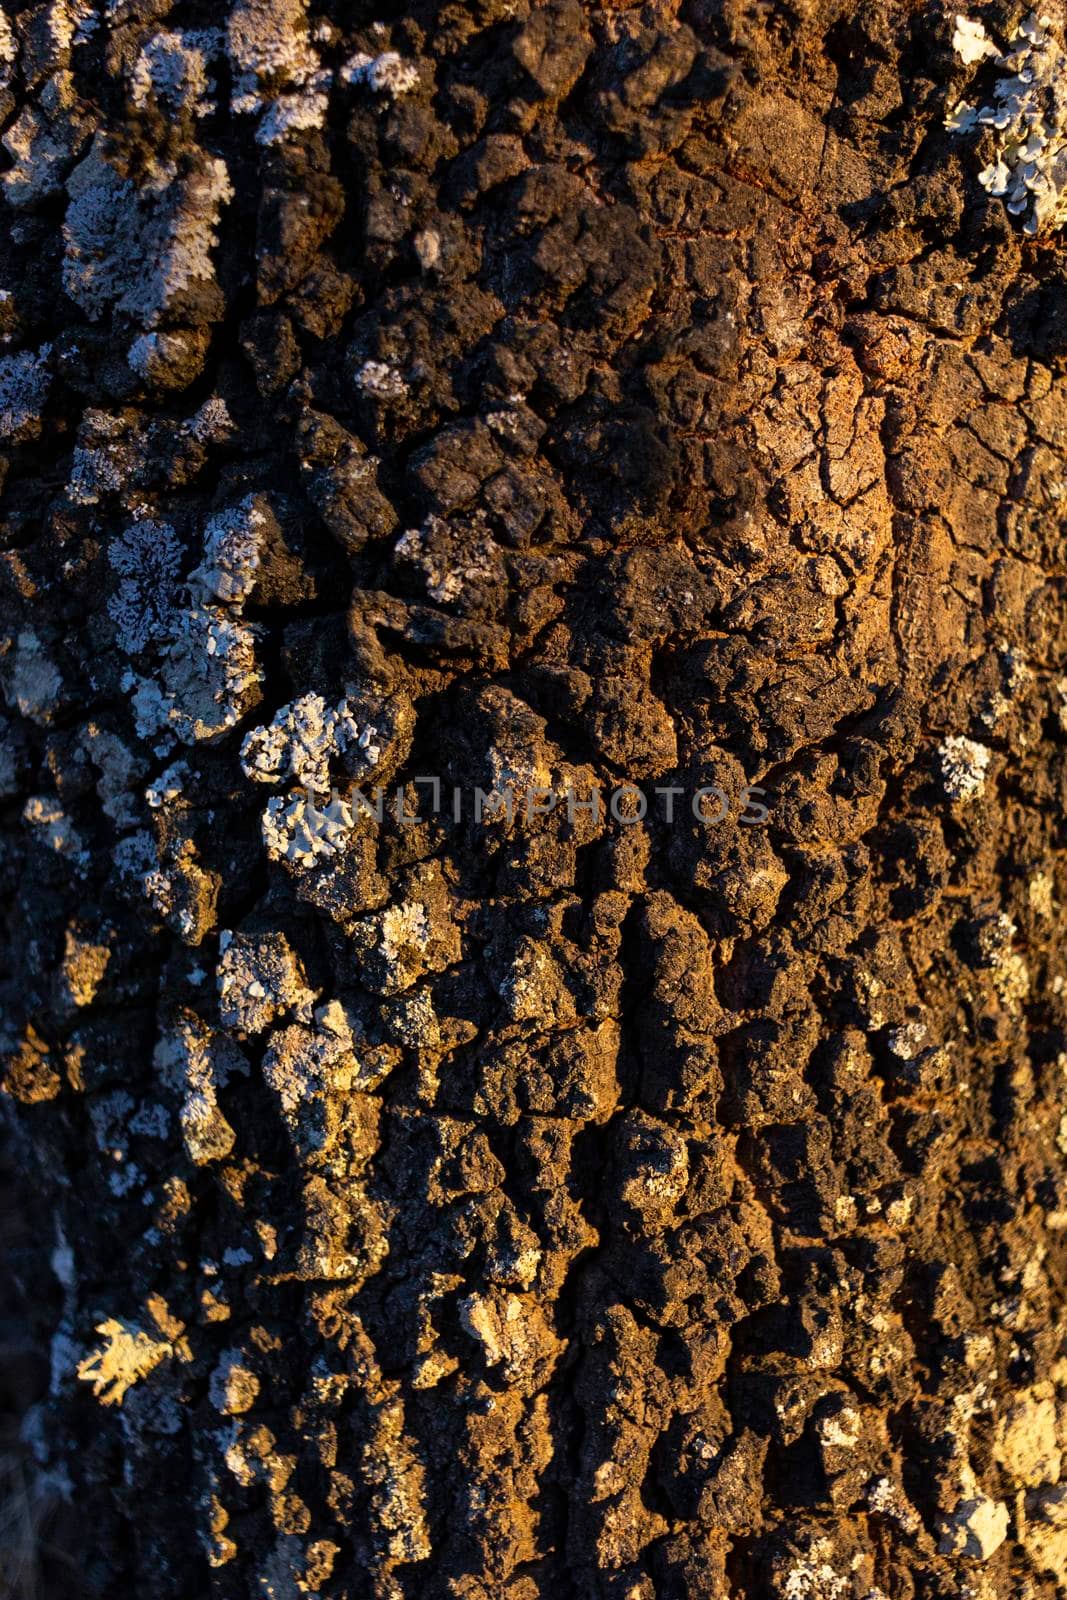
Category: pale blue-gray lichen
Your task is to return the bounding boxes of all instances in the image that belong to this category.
[947,12,1067,235]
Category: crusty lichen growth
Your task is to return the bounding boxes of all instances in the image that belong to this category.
[108,520,182,655]
[341,51,420,98]
[938,734,992,801]
[261,1001,360,1160]
[227,0,318,104]
[209,1349,260,1415]
[261,789,357,866]
[348,862,462,995]
[129,30,216,119]
[126,607,261,749]
[76,1317,173,1406]
[0,346,51,440]
[241,692,380,791]
[216,929,316,1035]
[119,500,270,750]
[0,0,92,206]
[63,136,232,327]
[226,0,329,145]
[361,1399,431,1566]
[190,496,271,606]
[155,1013,244,1166]
[11,1,1067,1594]
[67,408,142,505]
[0,630,63,723]
[948,12,1067,234]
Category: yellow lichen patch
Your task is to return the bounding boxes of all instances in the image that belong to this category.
[59,925,110,1009]
[0,1022,61,1103]
[76,1317,173,1406]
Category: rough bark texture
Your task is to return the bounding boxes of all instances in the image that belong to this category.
[3,0,1067,1596]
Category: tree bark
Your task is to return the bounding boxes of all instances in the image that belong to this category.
[3,1,1067,1596]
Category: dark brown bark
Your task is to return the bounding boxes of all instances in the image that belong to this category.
[3,1,1067,1596]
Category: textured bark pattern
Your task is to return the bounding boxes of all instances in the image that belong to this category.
[3,1,1067,1596]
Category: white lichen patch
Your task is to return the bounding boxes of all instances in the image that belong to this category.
[191,495,271,605]
[108,520,183,654]
[975,911,1031,1008]
[981,643,1032,733]
[129,30,217,117]
[500,936,577,1029]
[261,789,356,866]
[383,989,441,1054]
[227,0,318,99]
[815,1407,862,1451]
[355,359,407,399]
[2,67,91,207]
[938,735,992,801]
[141,837,218,945]
[1,630,63,722]
[216,929,316,1036]
[145,760,189,810]
[348,865,462,997]
[32,0,95,64]
[126,328,206,388]
[868,1475,922,1533]
[125,604,262,748]
[948,12,1067,234]
[255,71,332,144]
[188,394,233,443]
[67,408,143,505]
[177,1084,234,1166]
[953,15,999,66]
[226,0,323,150]
[116,498,268,748]
[380,901,430,963]
[155,1014,244,1166]
[778,1548,852,1599]
[79,723,143,827]
[76,1317,173,1406]
[887,1019,929,1060]
[0,345,51,440]
[362,1399,432,1565]
[111,830,160,895]
[88,1089,137,1158]
[63,136,233,328]
[394,515,498,606]
[261,1004,359,1156]
[241,693,374,792]
[341,50,420,97]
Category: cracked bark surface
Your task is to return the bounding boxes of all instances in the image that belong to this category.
[3,1,1067,1596]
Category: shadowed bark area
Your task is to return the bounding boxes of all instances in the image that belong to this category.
[3,0,1067,1595]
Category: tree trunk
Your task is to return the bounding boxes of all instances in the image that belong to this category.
[4,1,1067,1596]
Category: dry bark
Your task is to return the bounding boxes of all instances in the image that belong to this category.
[3,1,1067,1596]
